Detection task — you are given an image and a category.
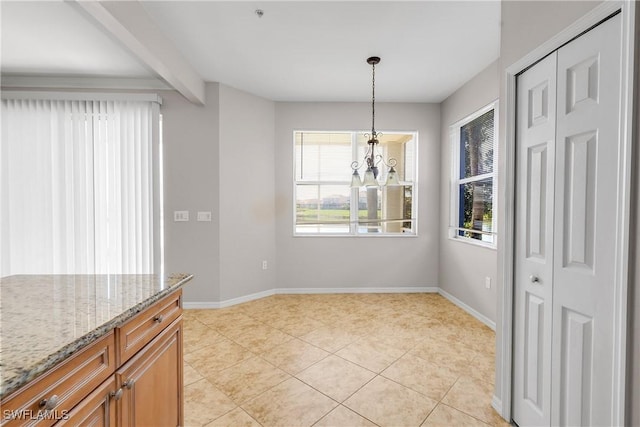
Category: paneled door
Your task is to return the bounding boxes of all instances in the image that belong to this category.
[513,50,557,427]
[513,13,622,427]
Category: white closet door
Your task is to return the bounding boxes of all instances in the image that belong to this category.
[513,52,557,427]
[551,13,622,426]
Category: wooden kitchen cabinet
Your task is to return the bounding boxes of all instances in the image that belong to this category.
[117,319,183,427]
[56,377,117,427]
[0,332,116,427]
[1,288,184,427]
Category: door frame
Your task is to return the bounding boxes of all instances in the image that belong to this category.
[497,1,637,424]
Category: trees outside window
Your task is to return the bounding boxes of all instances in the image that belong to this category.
[450,103,497,246]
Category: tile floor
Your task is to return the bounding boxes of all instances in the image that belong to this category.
[183,293,510,427]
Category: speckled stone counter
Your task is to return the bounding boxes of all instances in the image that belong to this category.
[0,273,192,399]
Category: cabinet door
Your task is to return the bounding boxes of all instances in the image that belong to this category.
[117,319,183,427]
[56,377,117,427]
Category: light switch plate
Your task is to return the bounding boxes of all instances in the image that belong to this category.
[174,211,189,222]
[197,211,212,222]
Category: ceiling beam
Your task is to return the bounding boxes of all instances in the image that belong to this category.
[70,0,205,105]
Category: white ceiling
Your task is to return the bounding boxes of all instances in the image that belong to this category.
[1,1,501,103]
[0,1,152,78]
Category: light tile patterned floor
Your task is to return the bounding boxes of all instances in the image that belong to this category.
[183,293,510,427]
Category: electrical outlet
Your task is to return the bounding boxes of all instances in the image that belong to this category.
[174,211,189,222]
[262,260,268,270]
[197,211,212,222]
[485,277,491,289]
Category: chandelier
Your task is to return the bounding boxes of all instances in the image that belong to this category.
[350,56,400,188]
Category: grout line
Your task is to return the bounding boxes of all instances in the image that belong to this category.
[438,402,494,426]
[185,294,497,427]
[335,403,383,427]
[417,401,438,427]
[440,374,462,403]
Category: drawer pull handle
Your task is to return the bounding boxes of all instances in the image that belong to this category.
[39,395,59,411]
[530,275,541,284]
[123,379,135,389]
[153,314,164,323]
[110,388,123,401]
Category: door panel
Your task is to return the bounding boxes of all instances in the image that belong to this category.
[551,13,621,426]
[513,52,557,427]
[562,131,597,271]
[524,292,544,408]
[559,308,593,426]
[527,143,549,259]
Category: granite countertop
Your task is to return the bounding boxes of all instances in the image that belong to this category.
[0,273,192,399]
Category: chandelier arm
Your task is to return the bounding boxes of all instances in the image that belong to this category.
[377,157,398,168]
[351,160,361,171]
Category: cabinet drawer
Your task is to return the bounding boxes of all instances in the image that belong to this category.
[116,289,182,365]
[0,332,116,427]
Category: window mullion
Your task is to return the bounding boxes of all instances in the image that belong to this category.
[458,172,494,185]
[350,132,358,234]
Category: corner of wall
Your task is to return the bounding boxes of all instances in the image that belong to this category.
[438,59,500,325]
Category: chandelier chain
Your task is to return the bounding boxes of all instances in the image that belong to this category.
[371,61,376,135]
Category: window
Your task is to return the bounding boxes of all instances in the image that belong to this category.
[1,94,162,275]
[294,131,417,235]
[450,102,497,246]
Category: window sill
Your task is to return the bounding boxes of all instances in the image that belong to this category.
[293,233,418,238]
[448,235,497,250]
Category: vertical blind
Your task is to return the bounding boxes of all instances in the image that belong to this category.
[1,95,160,276]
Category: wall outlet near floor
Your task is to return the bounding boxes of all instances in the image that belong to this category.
[174,210,189,222]
[485,277,491,289]
[262,260,268,270]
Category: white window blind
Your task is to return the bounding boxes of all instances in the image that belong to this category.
[450,101,497,246]
[1,95,161,275]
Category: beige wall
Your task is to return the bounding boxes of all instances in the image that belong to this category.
[274,102,441,290]
[164,83,277,304]
[439,60,500,323]
[218,84,276,301]
[162,84,220,303]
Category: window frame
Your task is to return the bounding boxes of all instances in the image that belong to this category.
[292,129,419,237]
[449,101,498,249]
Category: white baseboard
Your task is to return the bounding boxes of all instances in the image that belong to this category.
[183,301,220,309]
[219,289,277,308]
[491,395,503,418]
[183,288,276,309]
[184,286,438,309]
[438,288,496,330]
[275,286,439,295]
